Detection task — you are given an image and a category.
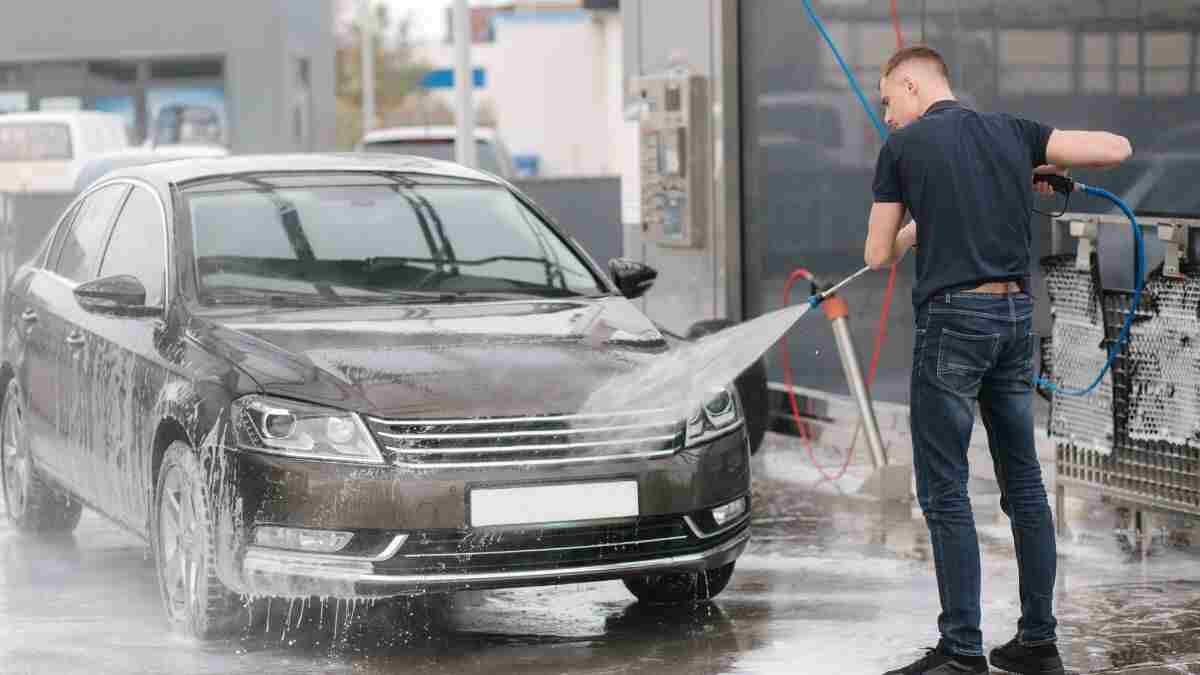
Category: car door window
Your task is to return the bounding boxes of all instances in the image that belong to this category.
[53,183,128,283]
[42,202,81,269]
[97,187,166,306]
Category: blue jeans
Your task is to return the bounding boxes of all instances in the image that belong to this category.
[911,291,1058,657]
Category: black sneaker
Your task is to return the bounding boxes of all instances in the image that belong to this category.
[884,643,989,674]
[989,637,1066,674]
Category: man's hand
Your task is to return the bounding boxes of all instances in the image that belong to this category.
[893,220,917,261]
[1033,164,1069,196]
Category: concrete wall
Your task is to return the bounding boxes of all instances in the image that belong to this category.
[0,0,335,153]
[620,0,741,336]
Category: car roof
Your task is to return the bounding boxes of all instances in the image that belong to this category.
[360,126,499,144]
[73,146,232,192]
[97,153,505,189]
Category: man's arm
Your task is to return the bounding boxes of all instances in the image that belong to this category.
[864,202,907,269]
[1045,129,1133,169]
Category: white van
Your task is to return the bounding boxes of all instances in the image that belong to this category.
[0,112,130,192]
[356,126,516,178]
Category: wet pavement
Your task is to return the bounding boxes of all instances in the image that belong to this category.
[3,433,1200,674]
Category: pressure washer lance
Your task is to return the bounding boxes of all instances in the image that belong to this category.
[808,265,873,308]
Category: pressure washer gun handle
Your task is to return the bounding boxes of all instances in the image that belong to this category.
[1034,173,1076,195]
[809,265,872,308]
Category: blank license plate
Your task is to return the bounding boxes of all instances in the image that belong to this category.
[470,481,639,527]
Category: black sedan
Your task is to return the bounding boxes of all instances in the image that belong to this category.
[0,154,751,638]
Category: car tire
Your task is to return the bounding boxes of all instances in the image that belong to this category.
[1,381,83,533]
[153,441,246,639]
[685,320,768,455]
[622,561,736,604]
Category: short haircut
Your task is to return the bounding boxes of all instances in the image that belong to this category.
[882,45,950,84]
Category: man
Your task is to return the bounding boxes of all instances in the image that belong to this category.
[865,46,1132,675]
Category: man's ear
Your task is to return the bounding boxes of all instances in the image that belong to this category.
[904,75,917,95]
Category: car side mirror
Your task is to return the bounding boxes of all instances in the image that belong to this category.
[608,258,657,300]
[74,275,160,318]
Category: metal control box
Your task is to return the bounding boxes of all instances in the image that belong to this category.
[630,68,710,248]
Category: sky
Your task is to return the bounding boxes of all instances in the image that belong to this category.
[377,0,508,43]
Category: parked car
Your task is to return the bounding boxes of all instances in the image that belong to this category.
[357,126,516,179]
[147,103,227,149]
[0,112,129,192]
[0,153,751,638]
[73,145,231,192]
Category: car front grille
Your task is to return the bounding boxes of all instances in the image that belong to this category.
[371,515,747,576]
[365,408,686,468]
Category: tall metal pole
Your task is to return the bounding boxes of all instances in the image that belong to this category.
[822,296,888,469]
[453,0,477,168]
[360,0,376,134]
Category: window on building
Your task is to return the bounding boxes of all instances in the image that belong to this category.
[150,59,223,80]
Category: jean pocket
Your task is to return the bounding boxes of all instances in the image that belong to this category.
[935,328,999,394]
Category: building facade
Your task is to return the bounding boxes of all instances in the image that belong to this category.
[412,1,632,178]
[0,0,336,152]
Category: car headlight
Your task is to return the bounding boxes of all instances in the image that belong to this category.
[232,395,384,464]
[684,386,742,447]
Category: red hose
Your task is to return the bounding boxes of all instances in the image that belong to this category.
[869,0,906,388]
[778,2,905,482]
[781,269,857,482]
[890,0,904,49]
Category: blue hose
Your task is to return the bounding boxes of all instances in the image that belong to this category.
[1036,184,1145,397]
[799,0,889,141]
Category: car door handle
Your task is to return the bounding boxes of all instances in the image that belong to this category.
[19,308,37,324]
[65,331,86,348]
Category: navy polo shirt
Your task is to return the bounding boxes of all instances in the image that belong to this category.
[872,100,1053,309]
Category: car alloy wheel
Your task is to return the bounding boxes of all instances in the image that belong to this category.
[0,381,81,532]
[153,442,247,639]
[158,463,203,620]
[1,390,30,518]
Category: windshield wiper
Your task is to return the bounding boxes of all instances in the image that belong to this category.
[200,287,348,308]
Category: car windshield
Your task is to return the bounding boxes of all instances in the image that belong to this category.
[361,139,503,175]
[185,173,603,306]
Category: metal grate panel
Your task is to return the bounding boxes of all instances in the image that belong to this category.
[1043,255,1113,454]
[1051,254,1200,515]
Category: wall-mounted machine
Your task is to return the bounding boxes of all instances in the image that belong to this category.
[629,65,710,248]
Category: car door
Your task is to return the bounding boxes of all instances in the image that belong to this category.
[84,184,171,525]
[14,201,80,486]
[44,182,130,502]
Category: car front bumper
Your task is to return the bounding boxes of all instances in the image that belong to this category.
[216,426,751,598]
[239,518,750,598]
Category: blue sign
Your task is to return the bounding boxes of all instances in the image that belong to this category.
[420,68,486,89]
[513,154,540,178]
